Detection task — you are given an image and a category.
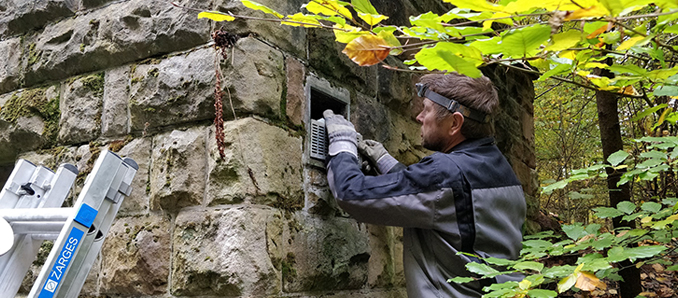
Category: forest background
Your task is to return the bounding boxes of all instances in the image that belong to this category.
[194,0,678,297]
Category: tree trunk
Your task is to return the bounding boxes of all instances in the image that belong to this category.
[595,69,642,297]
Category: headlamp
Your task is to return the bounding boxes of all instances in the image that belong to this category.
[415,83,490,123]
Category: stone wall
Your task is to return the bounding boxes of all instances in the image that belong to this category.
[0,0,537,297]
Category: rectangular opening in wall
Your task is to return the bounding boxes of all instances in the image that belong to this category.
[305,77,350,168]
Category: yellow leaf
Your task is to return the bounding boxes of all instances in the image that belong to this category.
[333,24,369,43]
[559,50,577,60]
[377,30,402,55]
[305,0,352,18]
[575,271,607,291]
[641,216,653,223]
[197,11,235,22]
[282,13,322,28]
[441,0,506,12]
[545,30,582,52]
[342,34,390,66]
[357,12,389,26]
[617,36,645,51]
[583,62,609,69]
[565,6,611,20]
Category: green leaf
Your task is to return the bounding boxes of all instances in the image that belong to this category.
[527,289,558,298]
[641,202,662,213]
[241,0,284,18]
[513,261,544,272]
[617,201,637,214]
[623,245,668,262]
[666,264,678,271]
[607,150,629,166]
[640,150,668,159]
[523,240,553,248]
[500,25,551,57]
[485,257,517,266]
[585,223,601,235]
[592,234,614,251]
[415,43,483,78]
[543,265,576,279]
[542,179,568,194]
[593,207,623,219]
[351,0,378,14]
[410,12,446,32]
[608,64,648,75]
[448,276,475,283]
[538,63,571,82]
[562,224,588,240]
[653,85,678,97]
[646,67,678,81]
[466,262,500,276]
[197,11,235,22]
[606,246,626,263]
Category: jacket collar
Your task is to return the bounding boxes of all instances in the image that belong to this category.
[446,137,495,153]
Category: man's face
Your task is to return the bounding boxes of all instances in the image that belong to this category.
[416,98,452,152]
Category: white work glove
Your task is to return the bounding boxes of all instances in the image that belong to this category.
[323,110,357,157]
[358,139,399,174]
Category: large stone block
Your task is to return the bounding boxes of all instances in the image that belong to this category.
[150,127,207,211]
[222,37,285,120]
[100,212,171,296]
[102,66,130,137]
[307,29,378,97]
[283,213,370,292]
[0,86,61,164]
[113,137,151,215]
[207,118,303,208]
[21,0,210,89]
[213,0,307,57]
[0,37,22,94]
[0,0,76,39]
[129,47,216,131]
[171,207,283,296]
[59,73,103,144]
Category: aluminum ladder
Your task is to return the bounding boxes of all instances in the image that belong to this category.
[0,150,138,298]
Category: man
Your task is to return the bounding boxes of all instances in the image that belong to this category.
[324,73,526,297]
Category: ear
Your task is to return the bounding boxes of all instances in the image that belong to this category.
[448,112,464,136]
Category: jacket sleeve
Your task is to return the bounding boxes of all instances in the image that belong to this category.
[327,152,457,229]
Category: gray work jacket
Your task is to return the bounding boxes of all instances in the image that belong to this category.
[327,137,526,297]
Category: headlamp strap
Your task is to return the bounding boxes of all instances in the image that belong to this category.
[419,85,490,124]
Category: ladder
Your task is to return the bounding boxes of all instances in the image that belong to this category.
[0,150,138,298]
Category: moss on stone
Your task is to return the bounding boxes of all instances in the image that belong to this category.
[147,68,159,77]
[81,72,105,96]
[26,43,41,67]
[0,87,61,144]
[281,252,297,283]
